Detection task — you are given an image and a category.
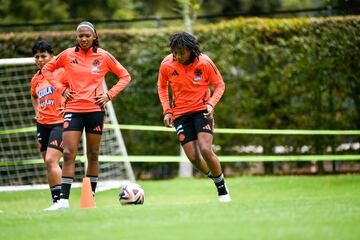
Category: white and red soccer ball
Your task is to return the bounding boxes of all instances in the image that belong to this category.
[119,182,145,205]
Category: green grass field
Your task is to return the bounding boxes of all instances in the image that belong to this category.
[0,175,359,240]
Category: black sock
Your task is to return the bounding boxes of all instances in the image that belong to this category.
[60,177,73,200]
[50,185,61,203]
[206,171,213,178]
[212,174,228,196]
[87,175,98,196]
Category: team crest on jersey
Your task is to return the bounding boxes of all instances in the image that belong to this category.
[193,69,203,83]
[194,69,202,76]
[92,59,100,66]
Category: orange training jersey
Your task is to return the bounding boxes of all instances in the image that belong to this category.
[31,68,67,124]
[157,53,225,120]
[42,47,131,112]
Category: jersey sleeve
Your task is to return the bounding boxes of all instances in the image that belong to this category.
[104,52,131,100]
[157,63,172,115]
[205,58,225,108]
[53,68,69,106]
[42,50,68,96]
[30,74,38,98]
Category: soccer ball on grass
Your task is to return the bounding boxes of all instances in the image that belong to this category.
[119,182,145,205]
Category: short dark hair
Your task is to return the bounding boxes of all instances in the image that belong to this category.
[32,40,54,55]
[169,32,201,60]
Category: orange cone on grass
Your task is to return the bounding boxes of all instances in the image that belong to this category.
[80,177,95,208]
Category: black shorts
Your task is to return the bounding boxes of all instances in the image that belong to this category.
[36,123,63,152]
[173,110,214,145]
[63,111,105,135]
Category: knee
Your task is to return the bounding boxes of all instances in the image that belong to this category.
[44,156,59,168]
[199,144,214,159]
[87,149,99,161]
[186,153,201,164]
[63,149,76,162]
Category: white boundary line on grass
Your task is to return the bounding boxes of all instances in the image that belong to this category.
[0,180,130,192]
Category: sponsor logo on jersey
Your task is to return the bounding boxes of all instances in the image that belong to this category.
[40,99,54,107]
[38,86,54,99]
[91,67,100,75]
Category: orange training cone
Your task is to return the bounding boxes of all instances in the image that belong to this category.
[80,177,96,209]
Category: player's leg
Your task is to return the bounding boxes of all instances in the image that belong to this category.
[45,113,83,211]
[195,111,231,202]
[44,147,62,203]
[44,124,63,203]
[174,113,209,174]
[182,141,210,174]
[85,132,101,195]
[36,123,59,203]
[83,111,105,195]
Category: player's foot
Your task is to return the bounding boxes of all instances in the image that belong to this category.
[44,199,69,211]
[218,184,231,203]
[218,193,232,203]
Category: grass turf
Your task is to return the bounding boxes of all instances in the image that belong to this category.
[0,175,359,240]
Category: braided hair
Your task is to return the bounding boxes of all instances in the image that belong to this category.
[75,21,99,52]
[169,32,201,62]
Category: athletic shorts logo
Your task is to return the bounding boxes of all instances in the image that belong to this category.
[178,133,185,142]
[50,140,58,146]
[63,122,69,128]
[202,124,212,131]
[64,114,72,122]
[93,125,102,132]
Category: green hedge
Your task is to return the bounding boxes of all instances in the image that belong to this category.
[1,16,359,159]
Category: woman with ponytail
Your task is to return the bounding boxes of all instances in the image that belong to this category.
[42,21,131,210]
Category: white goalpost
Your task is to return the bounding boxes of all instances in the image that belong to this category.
[0,57,135,191]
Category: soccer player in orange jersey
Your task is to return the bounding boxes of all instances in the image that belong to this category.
[158,32,231,203]
[30,40,68,206]
[42,21,131,210]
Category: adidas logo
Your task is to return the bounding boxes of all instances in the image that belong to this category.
[202,124,211,131]
[93,125,102,132]
[172,70,179,76]
[70,59,78,64]
[50,140,58,146]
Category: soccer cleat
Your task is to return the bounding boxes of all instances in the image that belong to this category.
[218,184,231,203]
[44,199,70,211]
[218,193,232,203]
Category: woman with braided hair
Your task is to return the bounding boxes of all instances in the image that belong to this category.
[157,32,231,203]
